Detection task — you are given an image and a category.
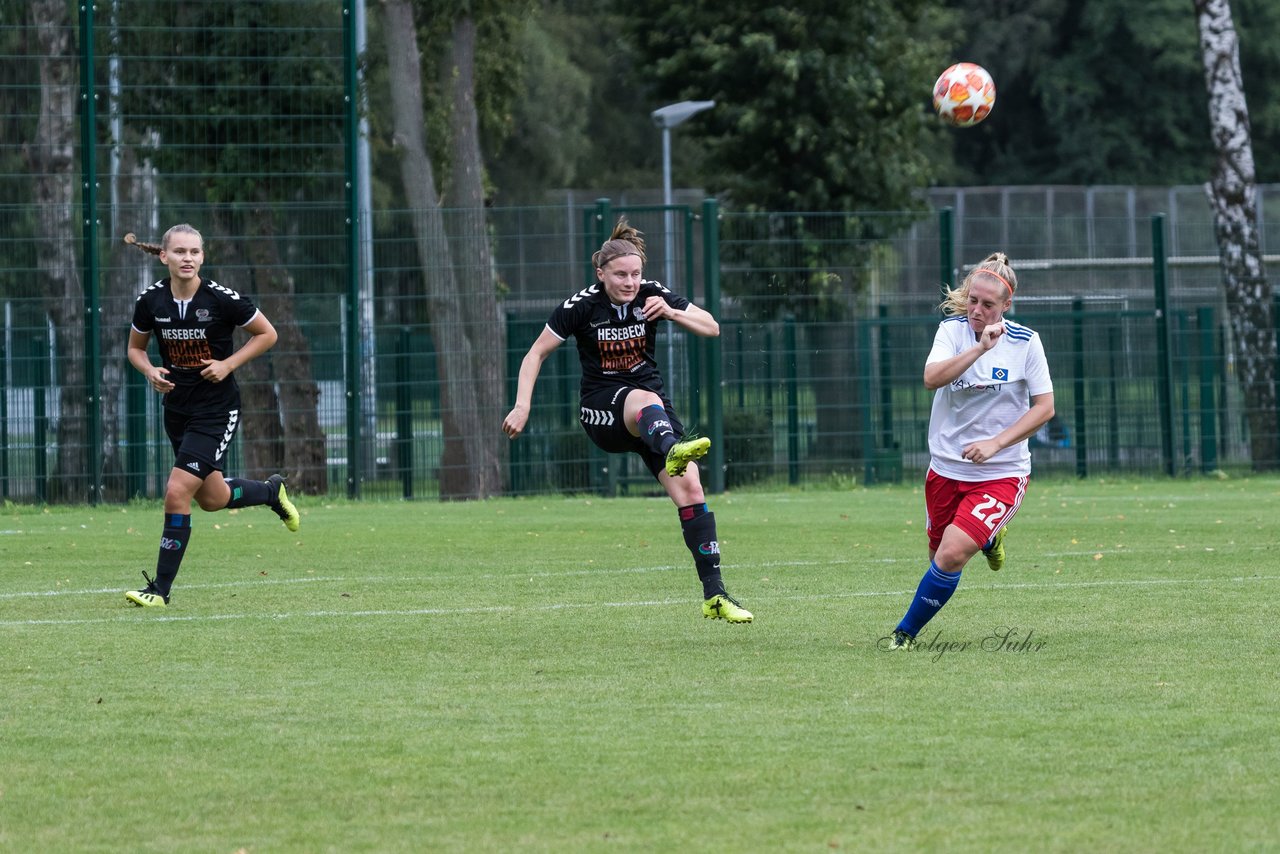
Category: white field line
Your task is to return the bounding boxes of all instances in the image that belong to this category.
[1,574,1277,628]
[0,575,340,601]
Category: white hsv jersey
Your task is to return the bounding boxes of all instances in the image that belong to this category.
[926,316,1053,481]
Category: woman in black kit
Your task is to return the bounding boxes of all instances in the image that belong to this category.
[503,218,752,623]
[123,224,299,607]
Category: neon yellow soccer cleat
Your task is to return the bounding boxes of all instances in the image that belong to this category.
[983,525,1008,572]
[887,629,915,650]
[125,571,169,608]
[665,437,711,477]
[267,474,300,533]
[702,593,753,623]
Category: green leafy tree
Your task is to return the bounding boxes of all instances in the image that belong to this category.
[630,0,949,215]
[484,9,593,203]
[939,0,1280,185]
[115,1,342,493]
[375,0,529,498]
[628,0,953,465]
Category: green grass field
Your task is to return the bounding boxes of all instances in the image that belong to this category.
[2,476,1278,852]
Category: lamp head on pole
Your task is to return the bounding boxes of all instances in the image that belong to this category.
[650,100,716,129]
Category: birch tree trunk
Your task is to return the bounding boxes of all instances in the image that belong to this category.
[1195,0,1278,470]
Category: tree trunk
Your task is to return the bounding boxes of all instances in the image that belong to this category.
[1195,0,1278,470]
[27,0,87,502]
[211,206,328,493]
[382,0,501,500]
[444,15,508,496]
[208,210,287,483]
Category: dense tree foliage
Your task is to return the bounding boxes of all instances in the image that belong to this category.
[485,0,1278,197]
[626,0,952,213]
[939,0,1280,185]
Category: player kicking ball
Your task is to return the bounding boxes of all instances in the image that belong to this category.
[122,225,299,607]
[888,252,1054,649]
[503,217,752,623]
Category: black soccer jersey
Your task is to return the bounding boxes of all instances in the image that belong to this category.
[131,277,260,413]
[546,280,690,399]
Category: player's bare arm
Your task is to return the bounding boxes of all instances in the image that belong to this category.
[503,327,563,439]
[128,329,174,392]
[644,297,719,338]
[923,330,1004,389]
[200,313,278,383]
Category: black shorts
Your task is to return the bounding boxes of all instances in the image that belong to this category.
[578,386,684,478]
[164,408,241,480]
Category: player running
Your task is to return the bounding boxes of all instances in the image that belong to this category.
[503,217,752,623]
[123,224,299,607]
[887,252,1054,649]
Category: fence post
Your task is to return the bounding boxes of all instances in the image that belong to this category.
[877,305,894,449]
[1198,306,1218,473]
[396,326,414,499]
[1274,293,1280,443]
[126,368,147,498]
[784,318,799,486]
[1176,310,1192,474]
[343,1,362,499]
[79,0,102,505]
[938,206,955,298]
[593,199,613,497]
[0,325,7,500]
[701,198,724,494]
[1151,214,1176,477]
[858,317,875,484]
[35,335,48,502]
[1072,297,1087,478]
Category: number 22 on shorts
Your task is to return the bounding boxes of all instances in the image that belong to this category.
[971,493,1007,531]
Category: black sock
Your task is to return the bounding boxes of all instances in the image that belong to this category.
[679,503,724,599]
[154,513,191,597]
[637,404,679,457]
[224,477,272,508]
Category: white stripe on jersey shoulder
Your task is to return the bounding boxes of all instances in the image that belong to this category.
[1004,319,1035,341]
[561,284,599,310]
[136,279,168,301]
[643,278,670,293]
[205,280,243,300]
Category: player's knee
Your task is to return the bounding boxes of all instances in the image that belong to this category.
[631,391,663,412]
[194,493,224,512]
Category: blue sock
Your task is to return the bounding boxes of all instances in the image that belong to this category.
[895,562,962,637]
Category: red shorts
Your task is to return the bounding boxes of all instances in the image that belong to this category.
[925,469,1028,551]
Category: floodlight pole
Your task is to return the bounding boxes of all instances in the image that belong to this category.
[650,100,715,390]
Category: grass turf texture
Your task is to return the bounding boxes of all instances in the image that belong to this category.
[2,477,1278,852]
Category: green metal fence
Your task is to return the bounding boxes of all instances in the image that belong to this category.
[1,4,1276,504]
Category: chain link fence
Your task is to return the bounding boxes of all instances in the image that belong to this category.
[2,5,1276,503]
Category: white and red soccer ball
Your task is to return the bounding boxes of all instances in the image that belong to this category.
[933,63,995,127]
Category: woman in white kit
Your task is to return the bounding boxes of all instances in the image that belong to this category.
[886,252,1055,649]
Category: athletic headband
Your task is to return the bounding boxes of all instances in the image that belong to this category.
[976,269,1013,296]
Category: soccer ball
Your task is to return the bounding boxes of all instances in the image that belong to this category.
[933,63,995,127]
